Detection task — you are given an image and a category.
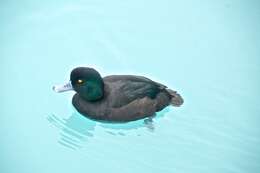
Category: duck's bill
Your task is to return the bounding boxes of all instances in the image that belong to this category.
[52,81,73,93]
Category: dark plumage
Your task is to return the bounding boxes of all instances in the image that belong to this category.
[54,67,183,122]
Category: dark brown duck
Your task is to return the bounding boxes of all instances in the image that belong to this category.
[53,67,183,122]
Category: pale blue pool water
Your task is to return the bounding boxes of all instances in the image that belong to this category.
[1,0,260,173]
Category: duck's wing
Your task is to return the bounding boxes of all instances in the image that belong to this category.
[103,75,167,108]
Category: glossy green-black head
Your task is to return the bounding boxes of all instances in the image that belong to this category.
[70,67,104,101]
[52,67,104,101]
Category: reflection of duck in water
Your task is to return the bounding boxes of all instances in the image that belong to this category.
[47,108,170,149]
[53,67,183,122]
[47,112,96,150]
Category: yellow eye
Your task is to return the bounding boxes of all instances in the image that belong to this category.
[77,79,84,84]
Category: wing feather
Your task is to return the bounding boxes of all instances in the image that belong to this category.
[103,75,166,108]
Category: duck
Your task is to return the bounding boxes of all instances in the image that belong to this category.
[53,67,183,122]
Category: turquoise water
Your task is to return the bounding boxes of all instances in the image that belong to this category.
[1,0,260,172]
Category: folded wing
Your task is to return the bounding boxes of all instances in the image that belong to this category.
[103,75,167,108]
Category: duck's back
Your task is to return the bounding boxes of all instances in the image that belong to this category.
[103,75,167,108]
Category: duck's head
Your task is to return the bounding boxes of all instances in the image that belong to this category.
[53,67,104,101]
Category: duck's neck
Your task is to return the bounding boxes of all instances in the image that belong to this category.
[80,80,104,101]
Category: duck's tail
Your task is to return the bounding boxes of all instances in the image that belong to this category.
[166,89,184,107]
